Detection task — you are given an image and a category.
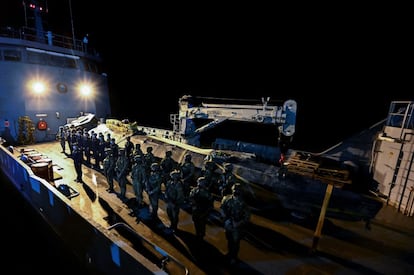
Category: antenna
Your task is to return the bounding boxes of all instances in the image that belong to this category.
[69,0,76,49]
[23,1,28,27]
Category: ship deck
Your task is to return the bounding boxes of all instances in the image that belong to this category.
[10,141,414,274]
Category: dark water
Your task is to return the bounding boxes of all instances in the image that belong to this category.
[0,171,95,274]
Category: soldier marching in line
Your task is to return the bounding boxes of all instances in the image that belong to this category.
[220,183,251,265]
[189,176,214,240]
[102,148,116,193]
[144,146,156,176]
[109,138,119,159]
[124,135,134,171]
[72,142,84,183]
[57,126,66,153]
[96,133,106,170]
[124,136,134,157]
[218,162,236,198]
[105,133,112,149]
[81,130,91,167]
[133,143,143,158]
[130,155,147,217]
[115,148,130,202]
[200,160,218,192]
[179,154,195,201]
[67,128,77,156]
[160,150,177,184]
[90,132,100,169]
[164,169,185,231]
[146,162,163,219]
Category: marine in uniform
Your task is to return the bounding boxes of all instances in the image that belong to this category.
[220,183,251,264]
[189,176,214,240]
[164,169,185,231]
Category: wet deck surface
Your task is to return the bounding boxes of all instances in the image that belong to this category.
[11,141,414,274]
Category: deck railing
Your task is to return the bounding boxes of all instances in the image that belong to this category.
[0,26,95,55]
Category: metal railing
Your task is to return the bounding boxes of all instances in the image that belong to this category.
[0,26,95,54]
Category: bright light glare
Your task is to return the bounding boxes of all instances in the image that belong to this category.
[78,82,94,98]
[80,85,92,96]
[31,81,46,94]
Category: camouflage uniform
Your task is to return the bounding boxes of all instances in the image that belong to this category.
[82,132,91,167]
[146,162,162,219]
[72,143,83,183]
[220,183,250,264]
[180,154,195,200]
[131,155,147,208]
[218,163,236,198]
[160,150,177,183]
[97,135,106,169]
[109,138,119,159]
[144,147,156,176]
[124,136,134,159]
[201,160,217,192]
[57,126,66,153]
[164,170,185,230]
[67,129,76,155]
[115,148,130,202]
[133,143,143,158]
[124,136,134,171]
[189,176,214,239]
[90,132,100,169]
[102,148,116,192]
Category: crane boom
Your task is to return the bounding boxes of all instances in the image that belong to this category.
[175,95,297,138]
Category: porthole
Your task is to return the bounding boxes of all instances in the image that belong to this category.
[56,83,68,93]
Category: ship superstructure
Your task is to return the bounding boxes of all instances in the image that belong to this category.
[0,0,111,145]
[371,101,414,216]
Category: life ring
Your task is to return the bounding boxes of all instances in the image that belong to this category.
[37,120,48,131]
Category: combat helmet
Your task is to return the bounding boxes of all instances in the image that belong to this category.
[224,162,233,172]
[170,169,181,179]
[197,176,208,188]
[231,183,242,196]
[134,155,142,163]
[150,162,160,171]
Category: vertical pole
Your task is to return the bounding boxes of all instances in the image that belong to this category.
[23,1,28,27]
[311,183,333,252]
[69,0,76,49]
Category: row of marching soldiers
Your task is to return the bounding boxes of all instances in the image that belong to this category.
[100,135,250,265]
[57,125,115,170]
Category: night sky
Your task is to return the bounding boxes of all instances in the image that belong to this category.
[0,2,411,273]
[2,1,410,152]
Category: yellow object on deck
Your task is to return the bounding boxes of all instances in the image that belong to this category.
[106,119,138,134]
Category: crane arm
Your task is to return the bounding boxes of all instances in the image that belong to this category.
[178,96,296,137]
